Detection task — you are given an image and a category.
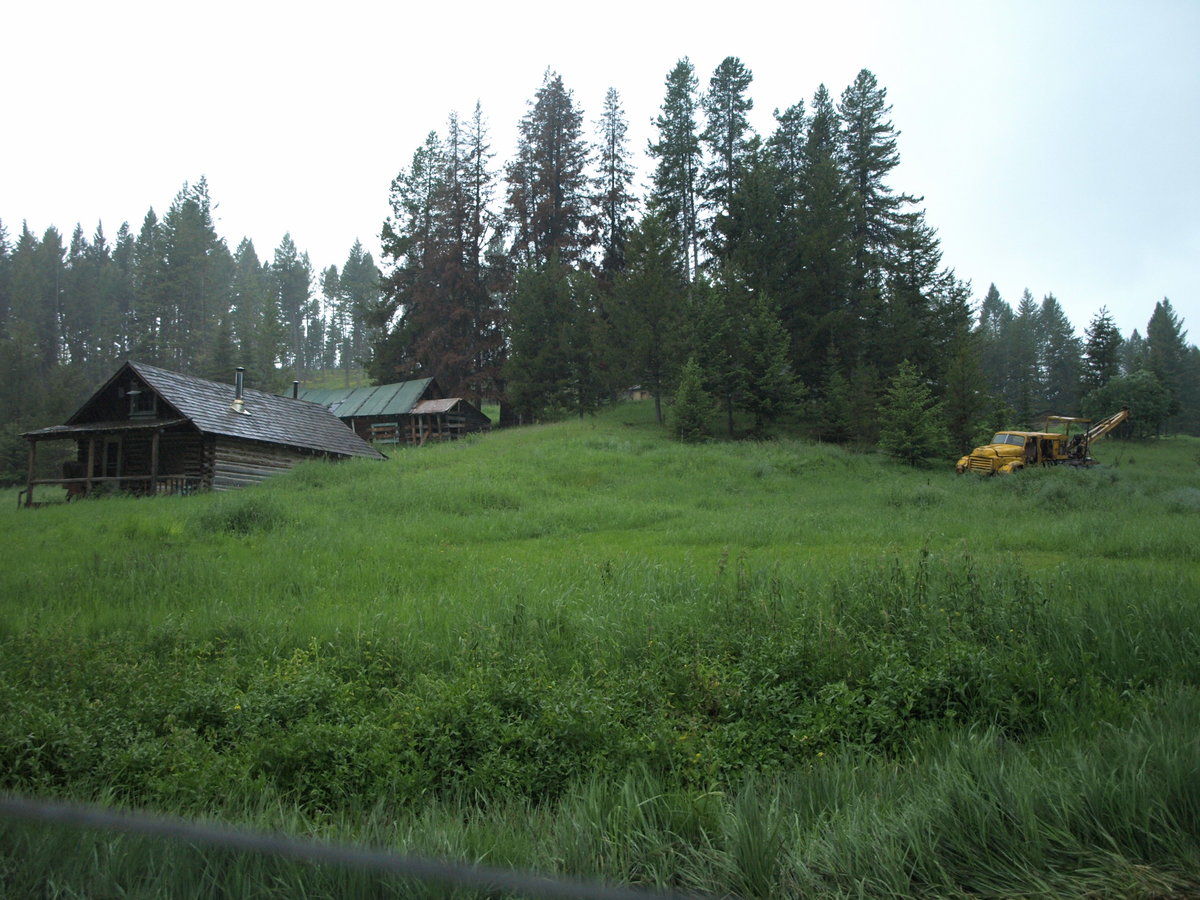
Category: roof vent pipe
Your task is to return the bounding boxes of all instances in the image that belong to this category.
[293,381,299,399]
[229,367,249,415]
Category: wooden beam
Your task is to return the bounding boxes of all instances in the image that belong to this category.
[150,429,161,495]
[86,438,96,496]
[24,440,36,507]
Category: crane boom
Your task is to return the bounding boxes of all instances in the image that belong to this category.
[1085,407,1130,442]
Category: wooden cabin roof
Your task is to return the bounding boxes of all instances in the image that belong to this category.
[27,362,384,459]
[410,397,490,422]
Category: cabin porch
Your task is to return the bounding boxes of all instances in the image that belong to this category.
[20,419,205,507]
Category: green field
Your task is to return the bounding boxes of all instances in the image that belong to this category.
[2,402,1199,898]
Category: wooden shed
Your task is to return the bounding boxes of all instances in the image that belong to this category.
[299,379,490,445]
[404,398,493,445]
[20,362,384,506]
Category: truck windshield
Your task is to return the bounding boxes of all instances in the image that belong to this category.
[991,433,1024,446]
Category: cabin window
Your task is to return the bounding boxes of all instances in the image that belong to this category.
[129,389,156,418]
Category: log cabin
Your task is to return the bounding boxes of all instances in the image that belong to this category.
[20,362,384,506]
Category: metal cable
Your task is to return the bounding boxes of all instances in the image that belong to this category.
[0,794,712,900]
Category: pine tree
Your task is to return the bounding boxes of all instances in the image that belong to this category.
[159,178,233,374]
[815,360,852,443]
[560,269,614,418]
[504,258,605,420]
[272,234,314,379]
[875,209,944,375]
[107,222,136,359]
[815,346,882,446]
[1082,306,1123,390]
[725,146,788,302]
[837,69,917,270]
[459,105,505,403]
[687,272,799,437]
[91,223,129,368]
[129,209,165,365]
[594,87,636,282]
[941,330,990,454]
[607,213,686,424]
[59,221,122,378]
[61,224,99,369]
[321,265,345,372]
[838,70,921,369]
[1121,329,1148,374]
[5,225,63,415]
[1177,345,1200,435]
[791,85,856,386]
[846,365,883,445]
[670,355,712,442]
[229,238,284,391]
[648,59,703,282]
[765,102,806,216]
[757,103,808,349]
[505,70,593,267]
[1009,289,1041,422]
[976,283,1013,399]
[0,220,9,335]
[878,359,948,465]
[376,130,451,386]
[1038,293,1082,411]
[689,278,746,437]
[739,291,802,435]
[376,112,502,399]
[700,56,756,263]
[1145,298,1188,421]
[338,240,381,373]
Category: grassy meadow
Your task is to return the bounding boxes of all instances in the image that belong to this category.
[2,402,1199,898]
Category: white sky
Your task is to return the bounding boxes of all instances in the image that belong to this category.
[3,0,1196,340]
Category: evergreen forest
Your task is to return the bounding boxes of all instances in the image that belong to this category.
[2,60,1197,481]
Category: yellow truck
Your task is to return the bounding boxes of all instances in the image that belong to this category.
[955,408,1129,475]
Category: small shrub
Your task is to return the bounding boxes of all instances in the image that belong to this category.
[1163,487,1200,513]
[671,357,713,443]
[194,492,291,536]
[281,460,339,489]
[886,484,945,508]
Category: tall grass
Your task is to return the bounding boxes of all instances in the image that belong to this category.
[2,409,1198,896]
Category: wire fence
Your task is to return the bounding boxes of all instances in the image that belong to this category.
[0,793,710,900]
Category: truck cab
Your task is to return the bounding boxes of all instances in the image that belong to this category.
[956,431,1066,475]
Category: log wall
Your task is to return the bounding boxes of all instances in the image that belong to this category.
[210,438,316,491]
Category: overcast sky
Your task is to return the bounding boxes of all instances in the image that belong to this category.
[3,0,1196,340]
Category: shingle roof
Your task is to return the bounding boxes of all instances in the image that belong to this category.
[63,362,384,459]
[298,379,435,418]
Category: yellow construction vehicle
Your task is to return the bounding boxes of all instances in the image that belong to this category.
[955,407,1130,475]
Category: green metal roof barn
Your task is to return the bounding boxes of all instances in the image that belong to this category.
[298,379,491,445]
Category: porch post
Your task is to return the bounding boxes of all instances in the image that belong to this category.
[24,439,36,507]
[150,429,161,494]
[86,437,96,495]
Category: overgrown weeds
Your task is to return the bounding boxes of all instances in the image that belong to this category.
[1,420,1197,897]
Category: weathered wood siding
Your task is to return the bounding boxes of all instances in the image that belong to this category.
[161,432,206,479]
[210,437,315,491]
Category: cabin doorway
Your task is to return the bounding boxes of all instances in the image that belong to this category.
[94,437,122,479]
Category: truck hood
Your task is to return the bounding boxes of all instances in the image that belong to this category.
[974,444,1021,458]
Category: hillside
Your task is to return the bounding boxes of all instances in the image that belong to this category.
[2,406,1199,897]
